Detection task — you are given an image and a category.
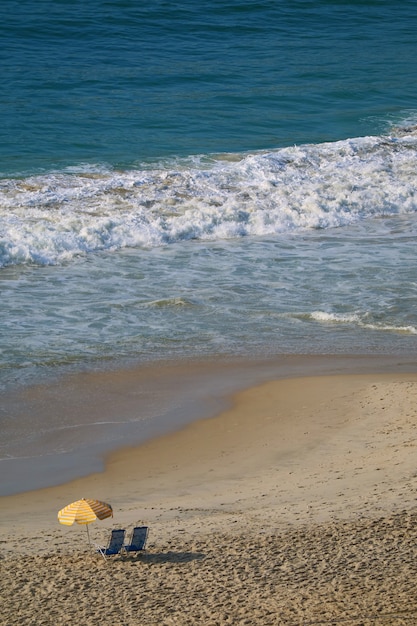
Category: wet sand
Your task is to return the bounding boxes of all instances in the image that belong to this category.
[1,367,417,624]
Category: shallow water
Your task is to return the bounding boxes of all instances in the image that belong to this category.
[1,134,417,392]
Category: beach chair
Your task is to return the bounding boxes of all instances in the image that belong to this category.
[96,528,126,559]
[124,526,149,553]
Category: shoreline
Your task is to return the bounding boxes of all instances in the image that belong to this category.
[1,363,417,533]
[2,352,416,497]
[1,363,417,624]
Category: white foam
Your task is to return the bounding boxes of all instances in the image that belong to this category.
[307,311,417,335]
[1,130,417,267]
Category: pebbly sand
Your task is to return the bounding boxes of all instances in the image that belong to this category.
[1,368,417,625]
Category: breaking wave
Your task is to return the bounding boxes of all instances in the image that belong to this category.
[1,127,417,267]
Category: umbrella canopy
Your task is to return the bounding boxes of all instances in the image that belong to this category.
[58,498,113,547]
[58,498,113,526]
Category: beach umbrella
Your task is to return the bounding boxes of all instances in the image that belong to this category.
[58,498,113,547]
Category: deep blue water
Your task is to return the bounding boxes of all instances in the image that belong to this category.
[2,0,417,174]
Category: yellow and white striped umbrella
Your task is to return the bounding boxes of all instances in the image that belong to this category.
[58,498,113,547]
[58,498,113,526]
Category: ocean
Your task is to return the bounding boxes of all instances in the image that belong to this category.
[1,0,417,493]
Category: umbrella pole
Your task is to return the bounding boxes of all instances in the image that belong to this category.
[86,525,91,548]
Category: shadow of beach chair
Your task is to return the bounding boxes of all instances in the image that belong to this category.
[96,528,126,559]
[124,526,149,554]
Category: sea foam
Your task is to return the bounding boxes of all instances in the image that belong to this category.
[1,130,417,267]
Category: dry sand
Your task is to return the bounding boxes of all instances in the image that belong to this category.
[1,370,417,625]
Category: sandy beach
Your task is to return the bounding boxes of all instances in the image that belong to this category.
[1,367,417,625]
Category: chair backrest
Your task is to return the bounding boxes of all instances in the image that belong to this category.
[129,526,148,551]
[107,529,126,554]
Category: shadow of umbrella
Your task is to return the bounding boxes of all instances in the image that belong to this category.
[57,498,113,547]
[134,551,206,564]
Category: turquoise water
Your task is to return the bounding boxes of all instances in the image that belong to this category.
[1,1,417,492]
[2,1,417,173]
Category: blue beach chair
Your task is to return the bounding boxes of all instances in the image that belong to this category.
[96,528,126,559]
[124,526,149,553]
